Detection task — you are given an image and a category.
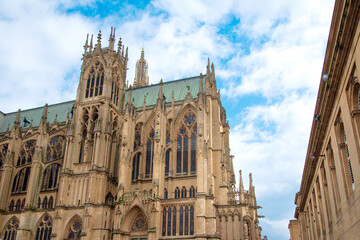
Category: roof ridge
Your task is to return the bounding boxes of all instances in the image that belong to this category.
[3,100,75,115]
[128,74,204,91]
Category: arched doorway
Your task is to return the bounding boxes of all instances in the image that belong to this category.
[129,214,148,240]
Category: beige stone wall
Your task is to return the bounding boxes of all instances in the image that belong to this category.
[293,1,360,239]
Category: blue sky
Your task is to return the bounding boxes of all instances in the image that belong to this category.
[0,0,335,238]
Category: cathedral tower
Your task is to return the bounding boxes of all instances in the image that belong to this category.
[133,48,149,88]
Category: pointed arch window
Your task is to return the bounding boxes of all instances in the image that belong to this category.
[179,206,183,235]
[15,200,21,212]
[21,199,25,209]
[165,149,170,176]
[167,207,172,235]
[172,206,177,236]
[48,196,54,209]
[181,186,187,198]
[42,197,48,209]
[162,208,166,236]
[85,61,104,98]
[9,200,14,212]
[11,167,31,193]
[189,186,196,198]
[145,129,154,178]
[175,187,180,199]
[66,217,82,239]
[2,217,19,240]
[185,206,189,235]
[190,206,194,235]
[35,215,52,240]
[46,136,65,162]
[41,164,61,191]
[134,123,142,150]
[16,140,35,167]
[176,111,197,175]
[164,188,168,199]
[132,152,141,181]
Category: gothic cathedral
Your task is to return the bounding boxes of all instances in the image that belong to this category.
[0,28,262,240]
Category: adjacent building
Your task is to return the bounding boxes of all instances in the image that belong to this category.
[290,0,360,239]
[0,28,262,240]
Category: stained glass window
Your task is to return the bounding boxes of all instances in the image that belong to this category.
[35,215,52,240]
[134,123,142,150]
[46,136,64,162]
[85,62,104,98]
[190,206,194,235]
[131,214,147,232]
[162,208,166,236]
[176,110,197,175]
[172,207,177,236]
[132,153,141,181]
[179,206,183,235]
[165,149,170,176]
[185,206,189,235]
[16,140,35,167]
[67,219,82,239]
[167,207,172,236]
[12,167,31,193]
[3,217,19,240]
[41,164,60,191]
[145,129,154,178]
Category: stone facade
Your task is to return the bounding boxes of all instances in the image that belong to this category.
[290,0,360,239]
[0,28,262,240]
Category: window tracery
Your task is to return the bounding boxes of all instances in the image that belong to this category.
[11,167,31,193]
[16,140,36,167]
[15,200,20,212]
[2,217,19,240]
[111,67,120,106]
[66,217,82,239]
[181,187,187,198]
[175,187,180,199]
[9,200,14,212]
[176,111,197,175]
[41,164,60,191]
[35,215,52,240]
[189,186,196,198]
[131,214,147,232]
[46,136,65,162]
[145,128,154,178]
[85,61,104,98]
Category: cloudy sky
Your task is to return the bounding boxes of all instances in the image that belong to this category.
[0,0,335,238]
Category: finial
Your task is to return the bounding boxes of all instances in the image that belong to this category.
[53,114,58,125]
[118,38,122,54]
[15,109,21,124]
[66,112,70,125]
[89,34,93,53]
[96,30,102,50]
[239,170,244,191]
[83,33,89,57]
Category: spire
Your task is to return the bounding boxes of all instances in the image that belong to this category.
[206,58,211,77]
[133,48,149,88]
[239,170,244,191]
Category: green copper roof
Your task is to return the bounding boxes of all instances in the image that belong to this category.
[0,100,74,133]
[126,75,203,108]
[0,75,204,133]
